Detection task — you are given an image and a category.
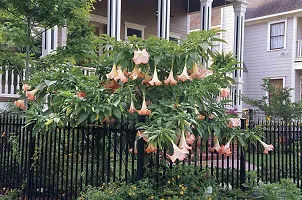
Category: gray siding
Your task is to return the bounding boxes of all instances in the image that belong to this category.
[243,18,294,104]
[92,0,187,39]
[297,17,302,40]
[295,70,302,102]
[221,6,234,53]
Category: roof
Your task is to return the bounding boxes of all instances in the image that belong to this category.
[190,7,221,30]
[246,0,302,19]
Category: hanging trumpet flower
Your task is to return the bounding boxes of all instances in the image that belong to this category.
[106,64,118,80]
[164,67,177,85]
[137,94,151,116]
[148,66,162,86]
[177,65,191,82]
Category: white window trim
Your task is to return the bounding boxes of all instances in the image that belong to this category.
[169,32,181,44]
[265,76,285,98]
[267,19,287,51]
[300,76,302,101]
[124,22,146,40]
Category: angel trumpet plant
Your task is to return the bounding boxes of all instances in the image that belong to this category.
[169,141,188,163]
[106,64,118,80]
[178,131,192,153]
[129,65,144,80]
[148,66,162,86]
[177,65,191,82]
[137,96,151,116]
[164,67,177,85]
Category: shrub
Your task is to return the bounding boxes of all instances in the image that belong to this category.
[78,166,218,200]
[0,189,21,200]
[253,179,301,200]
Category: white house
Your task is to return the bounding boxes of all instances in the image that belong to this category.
[190,0,302,114]
[0,0,248,113]
[243,0,302,106]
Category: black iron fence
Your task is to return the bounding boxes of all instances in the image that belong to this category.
[0,114,302,199]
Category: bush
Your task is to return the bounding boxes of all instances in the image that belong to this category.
[253,179,301,200]
[0,189,21,200]
[78,166,302,200]
[78,166,217,200]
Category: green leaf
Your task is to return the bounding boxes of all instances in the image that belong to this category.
[213,126,220,135]
[45,80,57,86]
[112,98,120,107]
[45,119,54,125]
[113,108,121,119]
[76,112,89,126]
[154,55,161,66]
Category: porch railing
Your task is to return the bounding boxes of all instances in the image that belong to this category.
[0,69,24,98]
[0,67,96,99]
[296,40,302,59]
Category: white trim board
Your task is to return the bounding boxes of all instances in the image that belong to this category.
[246,8,302,23]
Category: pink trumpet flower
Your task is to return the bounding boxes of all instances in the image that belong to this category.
[178,132,192,153]
[25,88,38,101]
[137,97,151,116]
[14,100,26,110]
[22,84,31,92]
[148,66,162,86]
[128,99,137,114]
[128,66,145,80]
[177,66,191,82]
[114,66,128,83]
[164,67,177,85]
[228,118,240,128]
[133,49,150,65]
[218,141,232,156]
[145,143,157,153]
[106,64,118,80]
[209,136,221,153]
[186,133,195,145]
[220,88,230,98]
[169,141,188,163]
[259,140,274,154]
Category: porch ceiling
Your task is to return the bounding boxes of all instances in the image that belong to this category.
[188,0,233,13]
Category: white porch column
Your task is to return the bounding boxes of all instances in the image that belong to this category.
[233,1,248,115]
[157,0,171,39]
[42,26,58,57]
[200,0,213,31]
[107,0,121,41]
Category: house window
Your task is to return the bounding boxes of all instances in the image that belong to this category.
[269,21,286,50]
[127,28,142,38]
[169,32,181,44]
[125,22,145,40]
[268,78,284,102]
[269,78,283,89]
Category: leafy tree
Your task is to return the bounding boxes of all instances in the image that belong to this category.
[243,79,302,122]
[0,0,97,82]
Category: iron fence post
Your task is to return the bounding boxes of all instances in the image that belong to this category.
[240,118,246,189]
[137,116,145,181]
[26,125,35,199]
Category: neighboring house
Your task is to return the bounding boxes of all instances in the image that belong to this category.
[190,0,302,112]
[243,0,302,107]
[0,0,248,112]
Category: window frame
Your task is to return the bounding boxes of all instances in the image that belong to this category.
[169,32,181,44]
[265,76,285,100]
[267,19,287,51]
[124,22,146,40]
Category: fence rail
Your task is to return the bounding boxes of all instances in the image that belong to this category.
[0,114,302,199]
